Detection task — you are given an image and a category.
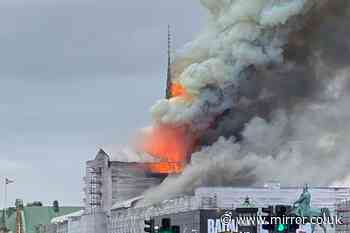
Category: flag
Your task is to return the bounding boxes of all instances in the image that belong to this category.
[5,178,14,185]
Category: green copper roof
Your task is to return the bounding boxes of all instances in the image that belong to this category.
[0,209,16,232]
[1,206,82,233]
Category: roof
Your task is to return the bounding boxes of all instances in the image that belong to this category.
[100,146,156,163]
[95,148,109,161]
[0,209,16,232]
[23,206,83,233]
[111,196,144,210]
[51,210,84,223]
[111,186,350,224]
[1,206,82,233]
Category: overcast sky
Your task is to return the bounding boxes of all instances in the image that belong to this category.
[0,0,206,208]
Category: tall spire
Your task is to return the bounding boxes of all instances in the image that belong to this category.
[168,24,171,68]
[166,24,173,99]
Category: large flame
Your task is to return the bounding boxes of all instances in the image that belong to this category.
[137,83,195,174]
[139,124,197,173]
[147,162,185,174]
[171,82,191,99]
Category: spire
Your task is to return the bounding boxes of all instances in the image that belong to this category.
[168,24,171,68]
[166,24,173,99]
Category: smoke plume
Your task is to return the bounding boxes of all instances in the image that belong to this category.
[140,0,350,204]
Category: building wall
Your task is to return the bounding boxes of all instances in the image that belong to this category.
[84,150,165,215]
[154,209,257,233]
[38,215,83,233]
[154,210,201,233]
[82,150,166,233]
[67,217,82,233]
[38,224,57,233]
[336,199,350,233]
[81,212,107,233]
[40,186,350,233]
[109,196,197,233]
[109,187,350,233]
[195,187,350,209]
[56,222,68,233]
[84,151,108,214]
[110,162,165,205]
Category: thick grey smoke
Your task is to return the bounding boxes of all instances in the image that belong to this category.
[151,0,324,129]
[141,0,350,204]
[143,72,350,202]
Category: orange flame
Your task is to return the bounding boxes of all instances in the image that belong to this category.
[147,162,185,174]
[139,125,197,174]
[171,82,189,98]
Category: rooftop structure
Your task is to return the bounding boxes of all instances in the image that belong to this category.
[83,149,166,215]
[79,149,167,233]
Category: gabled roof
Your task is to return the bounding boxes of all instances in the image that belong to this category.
[95,148,110,161]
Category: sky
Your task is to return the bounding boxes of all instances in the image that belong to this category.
[0,0,206,208]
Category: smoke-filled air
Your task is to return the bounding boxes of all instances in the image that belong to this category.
[135,0,350,204]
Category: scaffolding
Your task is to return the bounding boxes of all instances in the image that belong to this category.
[84,166,103,214]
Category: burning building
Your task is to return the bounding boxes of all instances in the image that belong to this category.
[38,0,350,232]
[83,148,168,214]
[137,26,198,175]
[86,1,350,231]
[138,0,350,204]
[80,148,169,233]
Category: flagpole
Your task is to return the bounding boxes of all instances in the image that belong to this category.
[2,177,14,227]
[4,178,7,220]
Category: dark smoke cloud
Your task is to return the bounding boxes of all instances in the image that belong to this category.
[202,0,350,145]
